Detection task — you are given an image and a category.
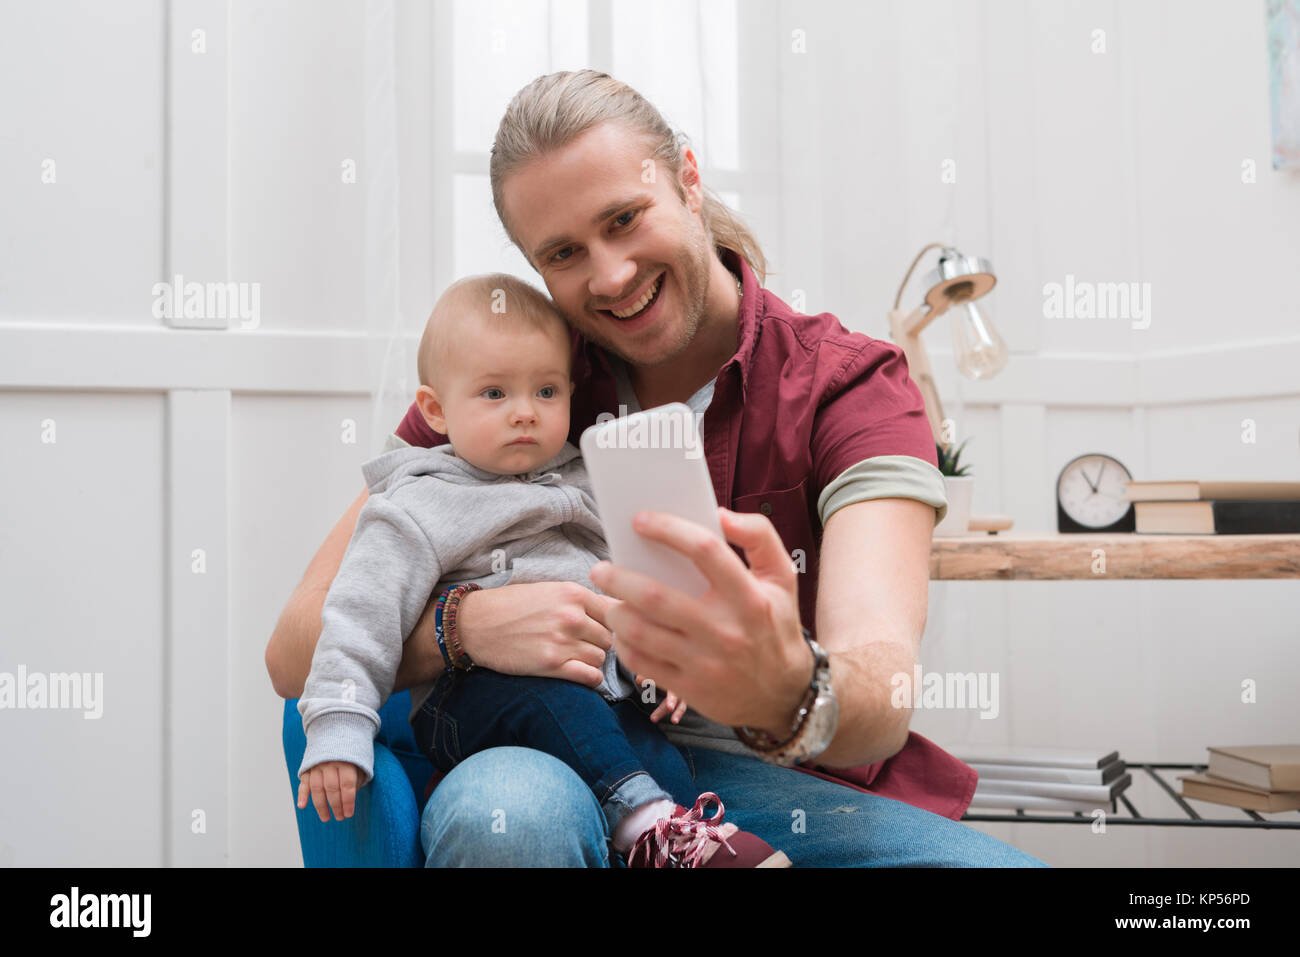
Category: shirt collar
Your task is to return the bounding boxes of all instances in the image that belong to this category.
[573,245,762,399]
[723,245,762,398]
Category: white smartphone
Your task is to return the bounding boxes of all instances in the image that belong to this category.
[579,402,723,597]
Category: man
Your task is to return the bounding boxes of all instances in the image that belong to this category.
[267,69,1044,867]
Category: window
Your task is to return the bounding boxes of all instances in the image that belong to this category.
[444,0,741,287]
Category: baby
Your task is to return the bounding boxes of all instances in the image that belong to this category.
[296,273,789,868]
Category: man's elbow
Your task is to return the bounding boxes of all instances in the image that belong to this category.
[265,636,289,699]
[863,696,915,764]
[265,626,303,700]
[857,721,911,766]
[880,724,911,762]
[869,640,919,762]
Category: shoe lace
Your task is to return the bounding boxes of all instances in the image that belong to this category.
[645,792,738,868]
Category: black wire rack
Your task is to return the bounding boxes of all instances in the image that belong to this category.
[960,763,1300,829]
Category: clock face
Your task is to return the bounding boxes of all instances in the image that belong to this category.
[1057,454,1133,528]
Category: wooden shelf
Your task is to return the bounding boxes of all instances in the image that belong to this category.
[929,533,1300,580]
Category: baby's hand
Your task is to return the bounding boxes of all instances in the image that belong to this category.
[297,760,363,822]
[635,673,689,725]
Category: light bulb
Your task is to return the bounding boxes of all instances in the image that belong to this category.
[951,301,1007,379]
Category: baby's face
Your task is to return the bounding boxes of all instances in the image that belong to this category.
[434,319,574,475]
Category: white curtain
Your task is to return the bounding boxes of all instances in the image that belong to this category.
[363,0,410,454]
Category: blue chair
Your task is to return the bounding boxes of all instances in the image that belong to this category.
[282,691,435,867]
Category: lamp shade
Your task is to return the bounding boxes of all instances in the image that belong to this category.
[922,247,1006,379]
[921,249,997,316]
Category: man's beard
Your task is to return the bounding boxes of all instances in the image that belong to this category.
[568,225,712,369]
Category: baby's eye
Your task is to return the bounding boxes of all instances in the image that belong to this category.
[481,387,505,400]
[537,385,557,399]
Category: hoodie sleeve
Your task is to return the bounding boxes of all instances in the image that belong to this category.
[296,491,442,787]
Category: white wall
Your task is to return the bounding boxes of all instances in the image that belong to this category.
[0,0,1296,867]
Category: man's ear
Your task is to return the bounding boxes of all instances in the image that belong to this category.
[679,146,704,215]
[569,380,576,395]
[416,385,448,436]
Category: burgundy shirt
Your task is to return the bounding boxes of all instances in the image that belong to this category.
[397,248,978,821]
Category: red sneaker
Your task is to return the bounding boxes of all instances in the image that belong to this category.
[626,792,792,868]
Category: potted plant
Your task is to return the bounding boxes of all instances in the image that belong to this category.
[933,438,974,537]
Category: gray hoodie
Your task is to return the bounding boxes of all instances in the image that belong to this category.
[297,440,631,786]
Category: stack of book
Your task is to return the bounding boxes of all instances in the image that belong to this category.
[1178,745,1300,812]
[1125,480,1300,534]
[956,745,1132,813]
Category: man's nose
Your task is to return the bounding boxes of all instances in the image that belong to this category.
[587,242,637,302]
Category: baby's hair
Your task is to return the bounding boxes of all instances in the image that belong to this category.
[418,273,570,390]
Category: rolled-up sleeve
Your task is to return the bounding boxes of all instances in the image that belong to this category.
[810,339,948,528]
[817,456,948,528]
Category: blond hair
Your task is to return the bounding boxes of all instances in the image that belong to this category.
[418,273,569,390]
[489,69,768,285]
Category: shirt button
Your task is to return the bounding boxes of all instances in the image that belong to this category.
[759,502,773,516]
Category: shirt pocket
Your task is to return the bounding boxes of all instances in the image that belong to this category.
[731,477,818,566]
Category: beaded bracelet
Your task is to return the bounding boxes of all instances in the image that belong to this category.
[445,583,478,669]
[435,583,481,671]
[433,587,457,671]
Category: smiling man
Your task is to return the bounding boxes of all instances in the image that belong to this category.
[266,69,1045,867]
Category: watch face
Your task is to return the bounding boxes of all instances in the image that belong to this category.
[1057,454,1132,528]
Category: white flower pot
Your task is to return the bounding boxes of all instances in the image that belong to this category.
[934,476,975,537]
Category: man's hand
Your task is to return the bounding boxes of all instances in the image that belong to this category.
[634,673,689,724]
[456,581,618,688]
[297,760,363,822]
[591,507,808,734]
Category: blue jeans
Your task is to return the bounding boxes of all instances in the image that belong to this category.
[412,669,699,834]
[419,744,1050,867]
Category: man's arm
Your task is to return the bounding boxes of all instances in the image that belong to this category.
[265,489,616,700]
[809,496,933,768]
[264,488,444,699]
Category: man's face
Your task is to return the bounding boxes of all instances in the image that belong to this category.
[501,121,712,369]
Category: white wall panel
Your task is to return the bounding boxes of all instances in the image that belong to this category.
[0,0,165,323]
[228,393,376,867]
[1128,0,1300,354]
[227,0,367,334]
[0,391,166,866]
[166,389,231,865]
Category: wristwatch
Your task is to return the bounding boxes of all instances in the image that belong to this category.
[735,627,839,767]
